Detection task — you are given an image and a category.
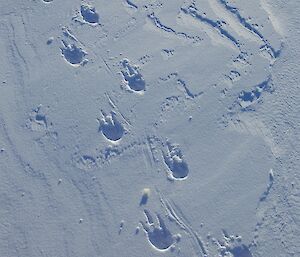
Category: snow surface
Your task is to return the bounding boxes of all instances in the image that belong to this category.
[0,0,299,256]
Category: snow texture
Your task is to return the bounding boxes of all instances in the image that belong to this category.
[0,0,299,256]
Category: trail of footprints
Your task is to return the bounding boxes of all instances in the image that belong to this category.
[73,134,189,183]
[38,0,283,255]
[138,196,254,256]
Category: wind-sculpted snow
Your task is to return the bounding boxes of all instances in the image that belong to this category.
[1,0,298,257]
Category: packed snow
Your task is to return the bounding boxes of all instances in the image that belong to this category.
[0,0,299,256]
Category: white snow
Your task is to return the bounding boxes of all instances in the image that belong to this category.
[0,0,299,256]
